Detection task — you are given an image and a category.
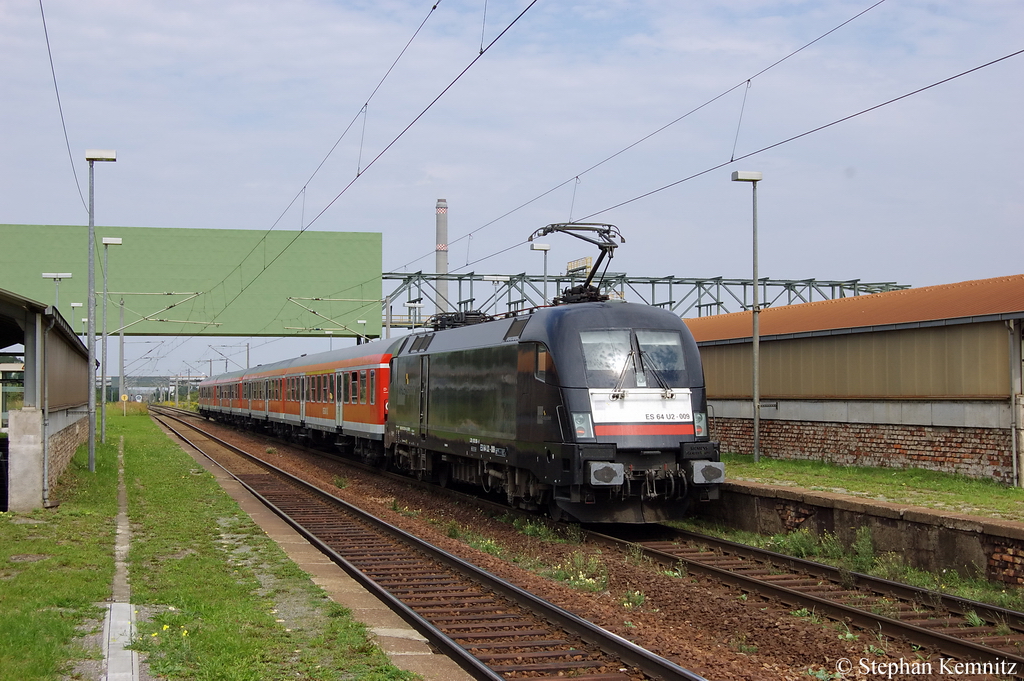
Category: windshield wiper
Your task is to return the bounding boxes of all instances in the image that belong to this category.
[611,350,634,399]
[639,350,675,399]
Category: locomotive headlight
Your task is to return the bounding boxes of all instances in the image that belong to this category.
[571,412,595,439]
[694,412,707,437]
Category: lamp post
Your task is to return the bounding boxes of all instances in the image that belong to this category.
[86,149,116,473]
[119,298,125,409]
[41,273,72,309]
[69,303,83,336]
[531,243,550,305]
[100,237,121,443]
[731,170,763,463]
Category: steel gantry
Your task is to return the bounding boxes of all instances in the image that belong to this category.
[381,272,908,330]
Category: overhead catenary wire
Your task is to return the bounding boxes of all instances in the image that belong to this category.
[576,46,1024,222]
[195,0,538,335]
[38,0,87,216]
[390,0,890,273]
[435,45,1024,280]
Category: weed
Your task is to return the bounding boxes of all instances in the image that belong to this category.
[729,634,758,654]
[446,521,462,539]
[766,528,818,558]
[550,550,609,592]
[851,526,874,572]
[512,517,559,541]
[964,610,985,628]
[560,523,585,544]
[265,446,277,455]
[868,597,899,619]
[806,667,841,680]
[333,475,348,489]
[622,590,645,609]
[790,607,822,624]
[626,542,649,566]
[469,537,504,556]
[835,622,858,642]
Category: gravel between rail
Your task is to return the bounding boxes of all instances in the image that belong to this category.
[177,414,938,681]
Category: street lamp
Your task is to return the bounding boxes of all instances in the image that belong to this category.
[70,303,83,335]
[41,273,72,309]
[100,237,122,444]
[531,243,550,305]
[731,170,762,463]
[86,148,116,473]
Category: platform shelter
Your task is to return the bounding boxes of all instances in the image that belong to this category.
[0,288,89,510]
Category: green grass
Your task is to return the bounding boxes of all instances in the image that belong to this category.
[0,406,414,680]
[116,411,417,680]
[0,437,119,680]
[722,452,1024,521]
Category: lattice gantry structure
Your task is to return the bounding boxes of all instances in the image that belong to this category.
[382,271,908,329]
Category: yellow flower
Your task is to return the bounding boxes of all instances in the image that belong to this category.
[162,624,169,631]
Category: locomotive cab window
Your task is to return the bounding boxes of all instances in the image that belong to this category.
[636,330,687,383]
[580,329,688,388]
[580,329,633,388]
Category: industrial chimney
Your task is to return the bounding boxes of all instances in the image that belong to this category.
[436,199,448,314]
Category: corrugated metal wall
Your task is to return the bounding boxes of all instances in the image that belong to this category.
[701,321,1009,399]
[46,334,89,410]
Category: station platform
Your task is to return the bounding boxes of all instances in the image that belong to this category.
[159,422,474,681]
[695,479,1024,584]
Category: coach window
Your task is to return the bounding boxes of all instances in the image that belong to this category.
[359,370,367,404]
[329,374,335,402]
[343,372,350,403]
[369,370,376,405]
[350,372,358,404]
[322,375,329,402]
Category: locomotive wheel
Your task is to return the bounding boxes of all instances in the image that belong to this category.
[548,499,564,522]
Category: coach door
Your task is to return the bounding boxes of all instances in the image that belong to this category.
[418,356,428,440]
[335,371,344,430]
[299,375,306,422]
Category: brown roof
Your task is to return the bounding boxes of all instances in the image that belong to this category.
[684,274,1024,343]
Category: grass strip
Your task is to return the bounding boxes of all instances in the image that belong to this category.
[0,438,118,680]
[722,452,1024,521]
[117,409,417,680]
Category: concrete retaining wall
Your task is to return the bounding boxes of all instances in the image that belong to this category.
[697,481,1024,585]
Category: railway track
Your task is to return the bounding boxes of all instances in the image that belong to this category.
[149,407,707,681]
[592,525,1024,673]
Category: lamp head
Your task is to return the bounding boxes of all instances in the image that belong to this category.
[731,170,762,182]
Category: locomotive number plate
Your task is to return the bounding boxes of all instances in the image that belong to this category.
[589,388,693,423]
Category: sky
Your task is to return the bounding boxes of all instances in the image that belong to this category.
[2,0,1022,379]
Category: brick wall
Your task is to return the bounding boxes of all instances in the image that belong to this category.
[711,417,1013,482]
[46,418,88,491]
